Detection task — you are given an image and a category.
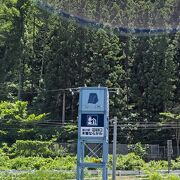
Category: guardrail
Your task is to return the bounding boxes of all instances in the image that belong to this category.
[0,169,180,175]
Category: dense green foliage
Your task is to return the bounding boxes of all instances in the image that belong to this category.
[6,140,67,158]
[0,150,180,179]
[0,101,46,143]
[109,153,145,170]
[0,0,179,148]
[0,101,77,144]
[1,143,180,172]
[0,149,179,170]
[0,141,180,179]
[0,171,75,180]
[128,142,149,158]
[0,171,179,180]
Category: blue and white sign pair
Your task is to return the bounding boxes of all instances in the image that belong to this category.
[79,87,109,139]
[81,114,104,137]
[77,87,109,180]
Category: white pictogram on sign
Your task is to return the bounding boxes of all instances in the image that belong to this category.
[87,116,98,126]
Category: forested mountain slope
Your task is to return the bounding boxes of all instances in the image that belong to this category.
[0,0,180,144]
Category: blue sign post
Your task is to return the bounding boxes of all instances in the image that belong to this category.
[77,87,109,180]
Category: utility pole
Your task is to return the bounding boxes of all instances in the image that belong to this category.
[62,91,66,125]
[167,140,173,173]
[18,58,23,100]
[112,116,117,180]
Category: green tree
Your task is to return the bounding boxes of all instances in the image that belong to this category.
[0,101,46,143]
[130,36,175,121]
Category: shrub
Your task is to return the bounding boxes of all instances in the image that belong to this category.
[149,172,163,180]
[0,148,9,170]
[0,101,46,143]
[9,140,67,158]
[7,157,53,170]
[0,155,76,171]
[10,157,35,170]
[128,142,149,158]
[165,174,180,180]
[143,160,168,172]
[149,173,180,180]
[172,157,180,170]
[0,171,75,180]
[41,156,76,170]
[109,153,145,170]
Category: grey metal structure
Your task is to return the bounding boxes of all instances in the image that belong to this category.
[76,87,109,180]
[112,117,117,180]
[167,140,173,173]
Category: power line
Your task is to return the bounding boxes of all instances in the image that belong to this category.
[0,86,120,96]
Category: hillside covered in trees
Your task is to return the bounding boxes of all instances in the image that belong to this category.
[0,0,180,147]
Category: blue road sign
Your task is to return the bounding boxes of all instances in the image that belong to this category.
[81,114,104,137]
[77,87,109,180]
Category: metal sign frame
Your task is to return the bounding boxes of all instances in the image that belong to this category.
[77,87,109,180]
